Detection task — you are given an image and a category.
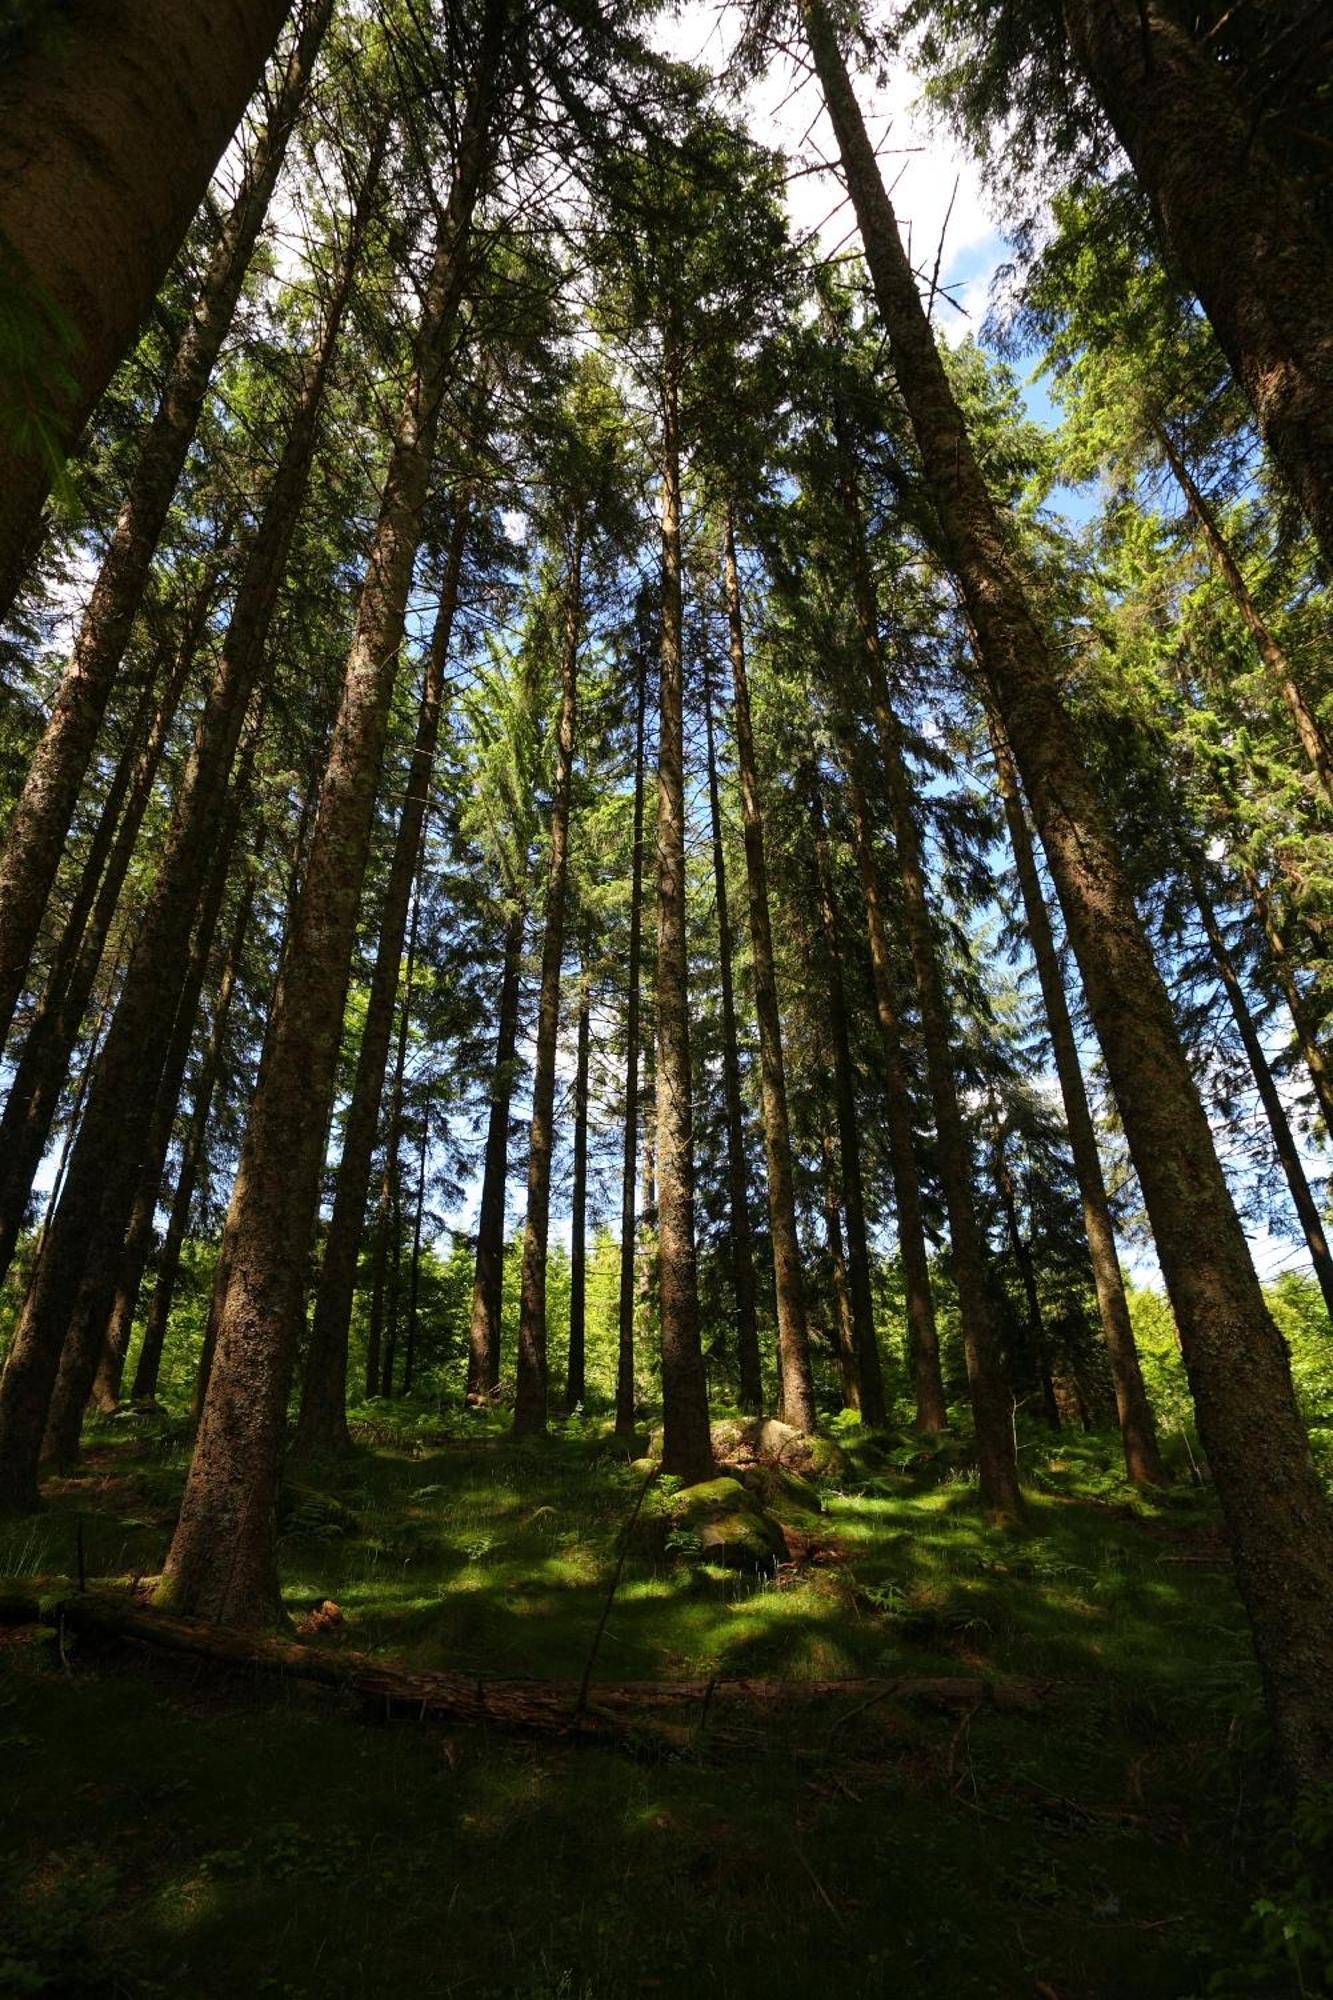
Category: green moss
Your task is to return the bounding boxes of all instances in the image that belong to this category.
[0,1409,1293,1996]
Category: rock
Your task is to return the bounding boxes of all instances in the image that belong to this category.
[737,1464,824,1521]
[627,1457,658,1480]
[667,1476,788,1572]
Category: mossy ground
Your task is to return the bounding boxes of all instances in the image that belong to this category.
[0,1404,1312,1997]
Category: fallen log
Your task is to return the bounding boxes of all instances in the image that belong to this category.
[39,1593,1042,1745]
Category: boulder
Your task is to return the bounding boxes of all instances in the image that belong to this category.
[667,1475,788,1572]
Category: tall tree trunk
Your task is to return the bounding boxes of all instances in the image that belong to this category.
[97,847,258,1411]
[0,94,375,1415]
[615,653,648,1439]
[722,510,814,1429]
[809,783,887,1425]
[987,706,1164,1485]
[820,1134,862,1411]
[653,359,712,1483]
[1188,856,1333,1324]
[1060,0,1333,570]
[840,752,947,1433]
[0,0,295,608]
[0,612,200,1286]
[991,1119,1061,1432]
[803,0,1333,1786]
[1156,424,1333,804]
[297,506,466,1452]
[402,1089,430,1397]
[701,651,762,1412]
[515,521,585,1438]
[1244,868,1333,1137]
[833,442,1019,1513]
[42,790,246,1461]
[363,1166,392,1402]
[154,5,506,1624]
[378,887,420,1401]
[467,903,525,1403]
[564,931,592,1413]
[132,875,251,1405]
[0,0,331,1047]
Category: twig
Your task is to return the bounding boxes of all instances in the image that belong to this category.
[573,1465,658,1723]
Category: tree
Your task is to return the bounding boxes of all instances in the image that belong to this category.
[0,0,296,606]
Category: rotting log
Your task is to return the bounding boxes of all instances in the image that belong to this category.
[33,1593,1042,1743]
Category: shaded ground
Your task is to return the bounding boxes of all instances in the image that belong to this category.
[0,1407,1310,1996]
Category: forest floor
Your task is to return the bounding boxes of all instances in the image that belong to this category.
[0,1405,1319,1999]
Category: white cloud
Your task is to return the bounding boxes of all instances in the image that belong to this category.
[653,3,1006,344]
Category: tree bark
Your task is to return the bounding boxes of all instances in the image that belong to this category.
[515,521,585,1438]
[804,0,1333,1786]
[155,4,506,1624]
[722,511,814,1430]
[653,361,713,1483]
[701,652,763,1413]
[564,930,592,1413]
[1061,0,1333,571]
[42,790,247,1461]
[840,754,947,1433]
[402,1089,430,1397]
[821,1134,862,1411]
[991,1117,1061,1432]
[0,612,199,1287]
[615,652,648,1439]
[809,783,887,1426]
[1188,856,1333,1325]
[378,901,419,1402]
[467,903,525,1403]
[0,0,297,609]
[131,874,251,1405]
[831,436,1019,1514]
[0,0,330,1047]
[297,505,466,1452]
[987,706,1164,1484]
[1156,424,1333,806]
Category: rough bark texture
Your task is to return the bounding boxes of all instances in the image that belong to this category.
[1189,857,1333,1325]
[402,1091,430,1396]
[1157,425,1333,804]
[297,508,466,1453]
[0,115,364,1478]
[821,1134,861,1411]
[809,785,887,1426]
[515,522,585,1438]
[1061,0,1333,570]
[154,9,504,1623]
[701,655,763,1413]
[0,0,295,609]
[466,904,525,1402]
[991,1120,1061,1432]
[830,430,1018,1512]
[42,798,245,1461]
[615,654,648,1439]
[842,755,947,1434]
[805,0,1333,1787]
[132,880,250,1404]
[564,935,592,1412]
[0,1,329,1047]
[1245,870,1333,1137]
[653,366,713,1483]
[377,899,418,1401]
[0,616,198,1287]
[722,513,814,1430]
[987,708,1163,1485]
